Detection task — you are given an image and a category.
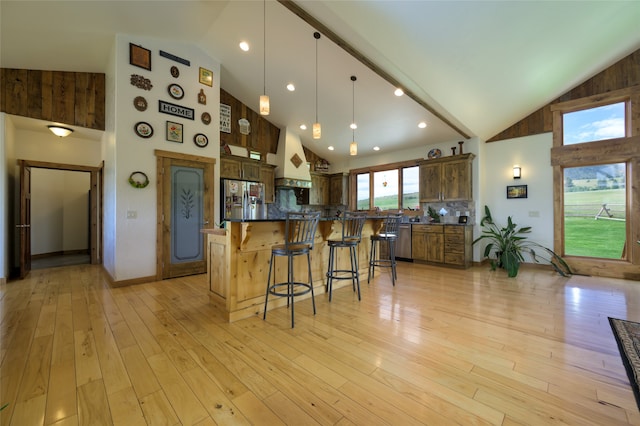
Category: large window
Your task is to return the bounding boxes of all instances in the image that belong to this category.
[552,86,639,278]
[353,161,419,211]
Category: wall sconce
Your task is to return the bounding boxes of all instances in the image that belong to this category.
[48,125,73,137]
[513,165,521,179]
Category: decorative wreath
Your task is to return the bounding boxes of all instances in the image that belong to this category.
[128,171,149,189]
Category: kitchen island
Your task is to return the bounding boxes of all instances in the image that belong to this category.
[202,217,385,322]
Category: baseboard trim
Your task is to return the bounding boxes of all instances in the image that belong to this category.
[101,266,157,288]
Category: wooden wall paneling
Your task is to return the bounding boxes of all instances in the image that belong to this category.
[52,71,75,125]
[0,68,4,112]
[75,72,89,127]
[26,70,43,119]
[3,68,28,116]
[40,71,53,121]
[94,73,105,130]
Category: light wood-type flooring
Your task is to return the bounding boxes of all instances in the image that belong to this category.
[2,261,640,425]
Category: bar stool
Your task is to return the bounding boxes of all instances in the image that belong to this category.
[263,211,321,328]
[326,211,367,301]
[368,213,402,286]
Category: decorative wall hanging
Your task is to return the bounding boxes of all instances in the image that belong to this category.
[198,89,206,105]
[166,121,183,143]
[128,171,150,188]
[199,67,213,86]
[134,121,153,138]
[238,118,250,135]
[201,112,211,125]
[194,133,208,148]
[133,96,148,111]
[167,83,184,100]
[159,100,194,120]
[130,74,153,91]
[129,43,151,71]
[220,103,231,133]
[507,185,528,199]
[290,153,302,168]
[159,50,190,66]
[170,66,179,78]
[427,148,442,159]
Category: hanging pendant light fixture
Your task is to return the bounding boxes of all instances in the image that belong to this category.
[259,0,269,115]
[312,32,321,139]
[350,75,357,156]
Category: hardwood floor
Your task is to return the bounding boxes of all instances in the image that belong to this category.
[1,262,640,425]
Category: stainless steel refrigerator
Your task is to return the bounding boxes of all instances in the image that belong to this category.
[221,179,266,221]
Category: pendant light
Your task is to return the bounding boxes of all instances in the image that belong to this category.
[350,75,357,156]
[259,0,269,115]
[312,32,321,139]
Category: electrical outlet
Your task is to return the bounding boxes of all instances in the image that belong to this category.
[528,210,540,217]
[127,210,137,219]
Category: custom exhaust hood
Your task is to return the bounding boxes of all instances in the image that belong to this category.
[274,127,312,188]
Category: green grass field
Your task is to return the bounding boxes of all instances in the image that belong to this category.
[564,189,626,259]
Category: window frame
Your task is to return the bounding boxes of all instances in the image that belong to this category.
[349,159,421,211]
[550,85,640,279]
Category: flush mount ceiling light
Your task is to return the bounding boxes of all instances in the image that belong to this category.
[350,75,357,156]
[259,0,269,116]
[48,125,73,137]
[394,88,404,97]
[418,122,427,129]
[312,31,321,139]
[286,83,295,91]
[239,41,249,52]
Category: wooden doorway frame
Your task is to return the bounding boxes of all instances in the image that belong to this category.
[18,159,104,271]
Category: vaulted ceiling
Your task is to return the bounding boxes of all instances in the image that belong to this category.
[1,1,639,163]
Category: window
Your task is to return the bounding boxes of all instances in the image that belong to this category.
[551,86,640,278]
[352,161,419,211]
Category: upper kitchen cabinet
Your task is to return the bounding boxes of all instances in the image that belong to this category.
[419,153,474,202]
[309,173,330,205]
[261,165,276,203]
[329,173,349,206]
[220,155,261,181]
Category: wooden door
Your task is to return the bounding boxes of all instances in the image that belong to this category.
[18,161,32,278]
[419,162,442,202]
[158,152,214,279]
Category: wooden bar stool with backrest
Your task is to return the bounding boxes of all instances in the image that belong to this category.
[368,213,402,286]
[263,211,321,328]
[326,211,367,301]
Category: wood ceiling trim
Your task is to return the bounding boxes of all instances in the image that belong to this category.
[278,0,470,140]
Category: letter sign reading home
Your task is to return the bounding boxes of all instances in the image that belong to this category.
[159,100,195,120]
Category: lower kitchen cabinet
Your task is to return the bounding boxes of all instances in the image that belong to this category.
[412,224,473,268]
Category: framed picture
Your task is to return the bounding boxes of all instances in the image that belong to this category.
[129,43,151,71]
[199,67,213,86]
[166,121,183,143]
[507,185,528,199]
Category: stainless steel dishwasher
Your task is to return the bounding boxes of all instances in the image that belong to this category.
[396,223,412,260]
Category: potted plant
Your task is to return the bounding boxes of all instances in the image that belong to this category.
[473,205,572,277]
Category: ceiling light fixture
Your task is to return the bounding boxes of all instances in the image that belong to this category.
[373,146,380,151]
[299,124,307,130]
[286,83,295,91]
[259,0,269,115]
[313,31,321,139]
[394,88,404,97]
[48,125,73,137]
[418,122,427,129]
[239,41,249,52]
[350,75,357,156]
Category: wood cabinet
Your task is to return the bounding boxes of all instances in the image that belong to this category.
[412,224,472,268]
[419,153,474,202]
[220,155,261,181]
[261,165,275,203]
[329,173,349,205]
[309,173,329,205]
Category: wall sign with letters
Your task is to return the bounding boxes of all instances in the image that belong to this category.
[158,100,194,120]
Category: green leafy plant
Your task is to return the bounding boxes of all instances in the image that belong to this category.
[427,206,440,223]
[473,205,572,277]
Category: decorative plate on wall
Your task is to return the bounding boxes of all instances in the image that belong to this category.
[134,121,153,138]
[201,112,211,125]
[170,66,179,78]
[427,148,442,159]
[133,96,148,111]
[194,133,208,148]
[168,83,184,100]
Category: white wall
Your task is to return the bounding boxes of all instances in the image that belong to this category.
[477,132,554,259]
[31,169,90,255]
[108,34,220,281]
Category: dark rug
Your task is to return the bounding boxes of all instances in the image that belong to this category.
[609,317,640,410]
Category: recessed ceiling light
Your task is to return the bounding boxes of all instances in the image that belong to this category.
[300,124,307,130]
[239,41,249,52]
[394,88,404,97]
[350,123,357,130]
[286,83,295,91]
[373,146,380,151]
[418,122,427,129]
[328,146,334,151]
